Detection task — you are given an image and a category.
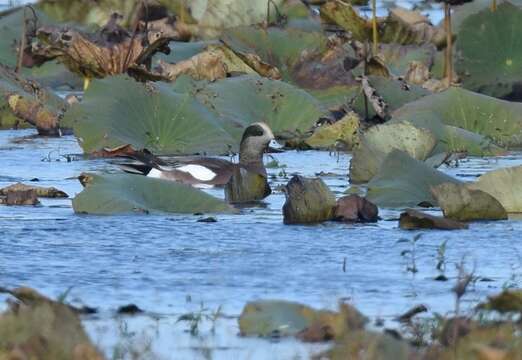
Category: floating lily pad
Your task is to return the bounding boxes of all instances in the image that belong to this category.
[72,173,234,215]
[468,165,522,213]
[392,87,522,148]
[349,121,437,184]
[66,76,234,155]
[366,150,461,208]
[390,112,504,156]
[304,112,360,150]
[238,300,366,339]
[431,182,507,221]
[456,2,522,99]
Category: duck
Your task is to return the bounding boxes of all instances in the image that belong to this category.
[120,122,276,200]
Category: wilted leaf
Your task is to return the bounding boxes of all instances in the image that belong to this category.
[0,64,65,134]
[155,44,280,82]
[319,1,370,41]
[431,182,507,221]
[0,182,68,198]
[477,289,522,313]
[468,165,522,213]
[349,121,437,184]
[33,21,174,80]
[72,173,234,215]
[392,87,522,148]
[366,150,461,208]
[304,112,360,150]
[399,209,468,230]
[323,331,413,360]
[0,287,103,360]
[456,2,522,99]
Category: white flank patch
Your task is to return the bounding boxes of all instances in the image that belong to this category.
[147,168,163,179]
[193,183,214,189]
[177,164,217,181]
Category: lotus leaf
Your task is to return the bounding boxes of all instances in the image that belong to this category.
[319,1,370,41]
[66,75,235,155]
[377,44,436,76]
[72,173,234,215]
[186,0,285,38]
[431,182,507,221]
[390,112,504,156]
[238,300,365,339]
[392,87,522,148]
[349,121,437,184]
[222,26,328,83]
[304,112,360,150]
[351,76,430,119]
[366,150,461,208]
[456,2,522,99]
[195,75,322,140]
[452,0,522,34]
[468,165,522,213]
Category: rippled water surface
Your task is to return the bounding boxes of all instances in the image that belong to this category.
[1,129,521,358]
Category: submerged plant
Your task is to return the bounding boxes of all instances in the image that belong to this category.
[398,233,423,274]
[177,302,223,336]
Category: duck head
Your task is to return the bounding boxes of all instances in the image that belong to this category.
[239,122,275,168]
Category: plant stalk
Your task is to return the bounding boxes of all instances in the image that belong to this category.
[371,0,378,55]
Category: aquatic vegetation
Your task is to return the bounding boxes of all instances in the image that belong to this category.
[1,0,522,358]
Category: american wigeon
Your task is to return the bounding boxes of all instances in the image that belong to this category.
[120,122,275,194]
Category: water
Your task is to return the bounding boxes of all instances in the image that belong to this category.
[1,129,521,358]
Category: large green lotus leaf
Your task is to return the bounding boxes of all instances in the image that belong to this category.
[309,85,360,111]
[351,76,430,119]
[468,166,522,213]
[390,112,504,156]
[66,75,235,155]
[451,0,522,33]
[392,87,522,148]
[455,2,522,99]
[72,173,234,215]
[195,75,323,139]
[366,150,461,208]
[222,26,328,82]
[349,121,437,184]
